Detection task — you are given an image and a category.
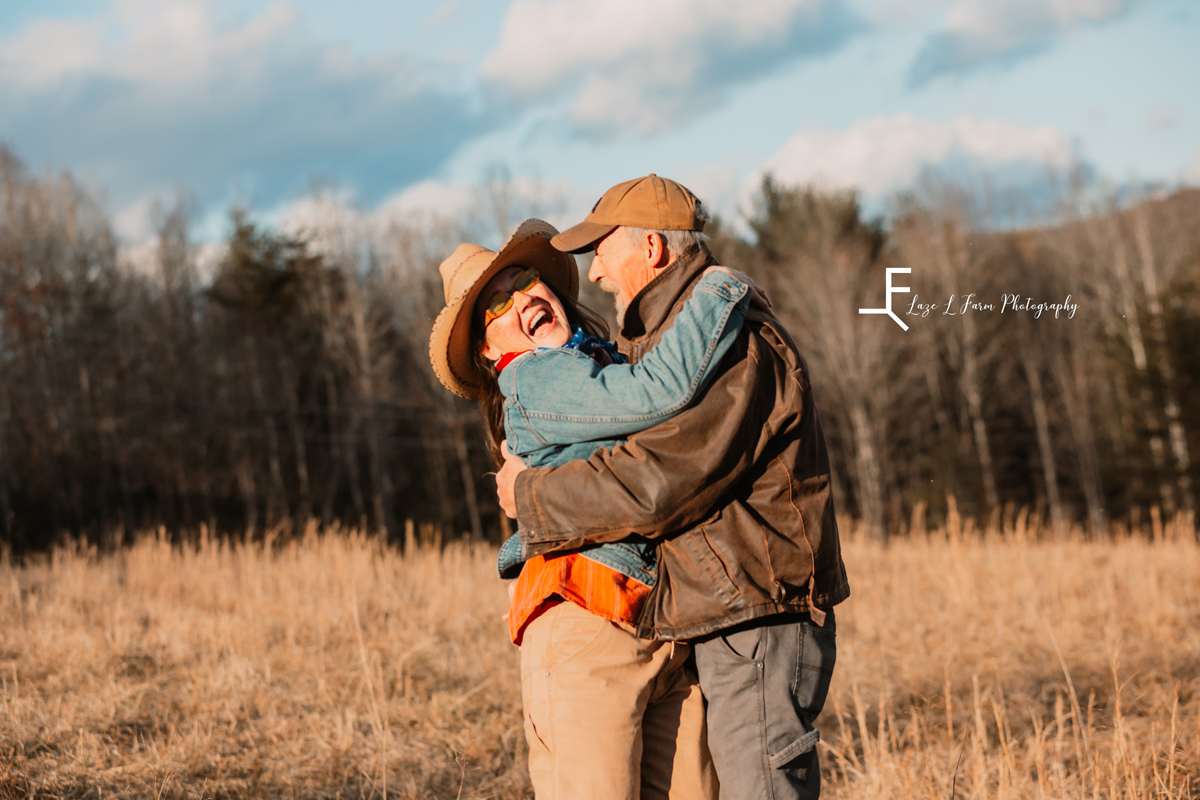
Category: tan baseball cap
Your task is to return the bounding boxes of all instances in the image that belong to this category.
[550,174,705,254]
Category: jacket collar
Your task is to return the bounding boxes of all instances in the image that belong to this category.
[619,244,718,344]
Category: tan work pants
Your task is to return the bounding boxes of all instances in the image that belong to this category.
[520,600,718,800]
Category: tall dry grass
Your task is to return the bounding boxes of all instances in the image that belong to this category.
[822,503,1199,799]
[1,523,522,799]
[1,510,1197,799]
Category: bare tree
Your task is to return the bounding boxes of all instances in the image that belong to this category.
[1133,207,1194,512]
[743,179,902,537]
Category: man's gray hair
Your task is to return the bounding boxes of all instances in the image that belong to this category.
[621,203,710,259]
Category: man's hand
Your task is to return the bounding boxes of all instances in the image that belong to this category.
[705,266,775,317]
[496,439,527,519]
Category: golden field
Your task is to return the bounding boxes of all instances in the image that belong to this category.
[1,510,1197,799]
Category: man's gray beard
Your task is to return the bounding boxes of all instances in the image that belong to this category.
[600,280,628,327]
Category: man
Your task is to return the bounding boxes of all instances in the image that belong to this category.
[496,174,850,800]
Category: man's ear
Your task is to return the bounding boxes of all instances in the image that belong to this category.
[645,232,670,271]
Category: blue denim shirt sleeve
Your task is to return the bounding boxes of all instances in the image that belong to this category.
[507,270,751,444]
[497,532,526,579]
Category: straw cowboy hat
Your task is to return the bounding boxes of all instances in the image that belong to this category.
[429,219,579,399]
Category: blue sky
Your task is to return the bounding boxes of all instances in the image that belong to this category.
[1,0,1197,243]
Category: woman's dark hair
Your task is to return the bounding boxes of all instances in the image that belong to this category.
[471,288,609,468]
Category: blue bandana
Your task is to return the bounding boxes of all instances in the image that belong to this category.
[563,326,626,366]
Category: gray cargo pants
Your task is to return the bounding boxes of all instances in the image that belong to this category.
[693,610,836,800]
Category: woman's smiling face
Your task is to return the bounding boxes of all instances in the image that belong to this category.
[477,266,572,361]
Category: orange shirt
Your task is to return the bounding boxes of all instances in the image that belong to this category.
[508,553,653,645]
[495,349,652,646]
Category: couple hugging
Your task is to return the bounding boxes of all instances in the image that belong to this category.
[429,174,850,800]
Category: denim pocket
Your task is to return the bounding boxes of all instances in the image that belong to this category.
[718,626,762,662]
[793,619,837,717]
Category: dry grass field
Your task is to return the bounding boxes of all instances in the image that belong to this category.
[2,508,1197,799]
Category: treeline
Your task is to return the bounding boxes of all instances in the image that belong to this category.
[0,147,511,552]
[709,178,1200,537]
[0,147,1197,550]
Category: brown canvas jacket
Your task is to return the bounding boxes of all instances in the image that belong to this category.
[514,245,850,640]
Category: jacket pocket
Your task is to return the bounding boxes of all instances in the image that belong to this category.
[685,527,742,610]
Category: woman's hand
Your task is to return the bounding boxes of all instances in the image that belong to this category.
[704,266,775,317]
[496,439,527,518]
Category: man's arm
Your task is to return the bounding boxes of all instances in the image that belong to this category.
[510,271,749,445]
[511,319,793,554]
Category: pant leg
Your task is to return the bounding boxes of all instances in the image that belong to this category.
[693,610,837,800]
[521,601,714,800]
[639,644,719,800]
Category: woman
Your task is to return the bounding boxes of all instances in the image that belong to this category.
[429,219,753,800]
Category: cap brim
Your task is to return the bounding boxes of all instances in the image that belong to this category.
[550,221,617,254]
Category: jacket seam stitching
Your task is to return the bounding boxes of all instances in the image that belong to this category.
[775,454,817,601]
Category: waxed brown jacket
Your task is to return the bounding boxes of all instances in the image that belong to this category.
[514,245,850,640]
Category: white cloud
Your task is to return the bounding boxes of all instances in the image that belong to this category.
[111,195,161,243]
[908,0,1136,86]
[752,115,1075,199]
[425,1,463,28]
[0,0,298,92]
[0,0,477,230]
[276,187,369,244]
[0,18,107,89]
[677,162,745,222]
[863,0,953,25]
[480,0,862,137]
[269,173,593,259]
[375,179,478,224]
[485,0,811,95]
[1145,104,1178,131]
[117,231,224,284]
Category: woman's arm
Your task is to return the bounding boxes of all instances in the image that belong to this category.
[509,270,751,444]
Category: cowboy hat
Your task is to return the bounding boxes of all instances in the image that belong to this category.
[429,219,579,399]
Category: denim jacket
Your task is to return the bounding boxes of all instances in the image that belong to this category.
[497,270,750,581]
